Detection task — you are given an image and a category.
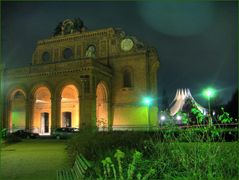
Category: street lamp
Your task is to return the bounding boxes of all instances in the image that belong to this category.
[203,87,216,115]
[143,97,152,131]
[203,87,216,124]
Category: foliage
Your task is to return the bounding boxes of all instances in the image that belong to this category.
[191,107,204,124]
[219,107,233,123]
[98,149,155,180]
[67,107,238,179]
[175,111,189,124]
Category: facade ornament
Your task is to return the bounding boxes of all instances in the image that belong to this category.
[53,18,87,36]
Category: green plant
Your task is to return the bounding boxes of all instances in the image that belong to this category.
[191,107,205,124]
[219,107,233,123]
[99,149,156,180]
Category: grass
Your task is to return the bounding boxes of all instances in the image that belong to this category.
[67,130,239,179]
[0,139,69,180]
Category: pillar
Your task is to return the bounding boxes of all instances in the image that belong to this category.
[25,97,34,132]
[51,95,61,129]
[5,100,11,132]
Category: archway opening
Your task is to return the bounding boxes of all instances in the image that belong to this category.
[96,82,108,130]
[10,90,26,132]
[33,87,51,135]
[61,85,79,128]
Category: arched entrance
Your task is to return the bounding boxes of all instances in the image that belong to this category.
[96,82,108,130]
[9,90,26,132]
[61,85,79,128]
[33,87,51,135]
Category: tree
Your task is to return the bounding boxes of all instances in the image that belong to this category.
[224,89,238,120]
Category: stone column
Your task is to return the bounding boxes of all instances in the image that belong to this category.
[25,97,34,132]
[107,100,113,131]
[78,95,81,128]
[0,64,5,131]
[51,96,61,129]
[5,100,11,132]
[80,79,86,129]
[89,94,96,130]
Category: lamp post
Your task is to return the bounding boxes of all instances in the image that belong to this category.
[143,97,152,131]
[203,87,216,125]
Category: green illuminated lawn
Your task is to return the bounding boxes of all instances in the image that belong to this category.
[0,139,69,180]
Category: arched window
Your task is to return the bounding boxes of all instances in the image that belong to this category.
[123,69,132,88]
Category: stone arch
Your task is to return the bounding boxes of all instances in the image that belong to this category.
[122,66,134,88]
[7,88,27,132]
[29,82,53,100]
[54,80,81,128]
[6,85,27,102]
[96,81,109,130]
[55,79,81,98]
[32,86,52,135]
[60,84,80,128]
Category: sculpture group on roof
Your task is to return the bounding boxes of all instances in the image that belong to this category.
[53,18,87,36]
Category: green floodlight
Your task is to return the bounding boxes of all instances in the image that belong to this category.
[202,87,216,122]
[143,97,152,106]
[143,96,153,131]
[203,87,216,99]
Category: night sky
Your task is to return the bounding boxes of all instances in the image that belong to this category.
[1,1,238,106]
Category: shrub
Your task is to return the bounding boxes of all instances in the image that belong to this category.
[66,108,238,179]
[98,149,156,180]
[5,134,22,144]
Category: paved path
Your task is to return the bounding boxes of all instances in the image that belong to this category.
[0,139,69,180]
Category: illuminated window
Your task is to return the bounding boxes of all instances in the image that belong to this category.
[123,69,133,88]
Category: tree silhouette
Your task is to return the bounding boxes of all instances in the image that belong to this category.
[225,89,238,120]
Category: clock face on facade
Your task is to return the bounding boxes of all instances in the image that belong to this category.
[63,48,73,59]
[120,38,134,51]
[42,51,50,62]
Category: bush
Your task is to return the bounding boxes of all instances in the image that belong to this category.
[5,134,22,144]
[66,107,238,179]
[67,130,160,164]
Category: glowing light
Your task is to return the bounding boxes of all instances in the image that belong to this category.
[203,87,216,98]
[176,115,182,121]
[36,99,48,103]
[160,115,166,121]
[212,111,216,116]
[143,97,153,106]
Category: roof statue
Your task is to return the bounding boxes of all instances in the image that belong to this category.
[53,18,87,36]
[169,88,207,116]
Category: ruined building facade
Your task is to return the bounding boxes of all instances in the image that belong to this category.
[2,19,159,135]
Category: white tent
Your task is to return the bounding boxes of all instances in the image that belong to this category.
[169,88,207,116]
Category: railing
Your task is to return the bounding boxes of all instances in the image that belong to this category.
[177,123,238,129]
